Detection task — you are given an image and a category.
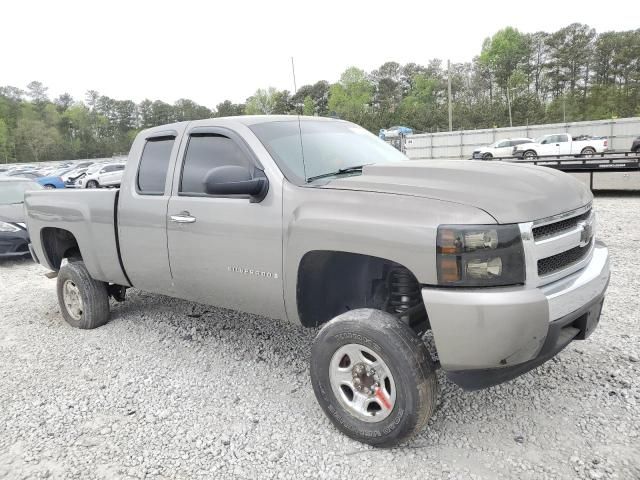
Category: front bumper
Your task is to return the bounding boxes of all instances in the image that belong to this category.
[422,241,610,389]
[0,229,31,258]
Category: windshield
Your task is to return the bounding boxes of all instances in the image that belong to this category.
[0,181,43,204]
[249,119,408,184]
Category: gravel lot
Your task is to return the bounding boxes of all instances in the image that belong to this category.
[1,195,639,480]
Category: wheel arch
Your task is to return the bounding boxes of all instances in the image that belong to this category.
[295,250,427,329]
[41,227,82,270]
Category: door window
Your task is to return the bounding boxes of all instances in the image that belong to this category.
[180,134,251,195]
[137,137,175,195]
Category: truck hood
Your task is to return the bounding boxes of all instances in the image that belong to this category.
[321,160,592,224]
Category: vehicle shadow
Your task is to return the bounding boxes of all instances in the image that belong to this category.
[0,255,34,267]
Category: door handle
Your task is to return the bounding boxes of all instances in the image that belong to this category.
[170,212,196,223]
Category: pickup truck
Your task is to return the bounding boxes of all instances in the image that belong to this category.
[25,116,610,447]
[513,133,608,159]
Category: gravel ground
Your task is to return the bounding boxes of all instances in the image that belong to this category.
[1,195,639,480]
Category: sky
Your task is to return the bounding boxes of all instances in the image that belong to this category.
[2,0,638,108]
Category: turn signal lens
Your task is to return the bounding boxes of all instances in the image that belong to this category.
[438,228,460,254]
[466,257,502,279]
[438,256,461,283]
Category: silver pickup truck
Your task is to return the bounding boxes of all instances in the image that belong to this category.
[25,116,610,447]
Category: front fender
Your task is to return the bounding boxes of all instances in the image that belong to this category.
[281,184,495,324]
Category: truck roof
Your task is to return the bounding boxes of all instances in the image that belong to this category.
[139,115,345,137]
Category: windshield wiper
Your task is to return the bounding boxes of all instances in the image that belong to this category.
[306,164,370,183]
[8,201,24,205]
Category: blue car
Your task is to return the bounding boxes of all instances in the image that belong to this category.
[379,126,413,140]
[36,176,65,189]
[7,167,75,189]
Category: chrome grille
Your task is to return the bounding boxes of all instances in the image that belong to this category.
[537,239,593,276]
[533,209,591,241]
[520,204,595,287]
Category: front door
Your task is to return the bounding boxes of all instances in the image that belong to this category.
[166,127,284,319]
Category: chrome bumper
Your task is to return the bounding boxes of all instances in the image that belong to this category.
[422,241,610,371]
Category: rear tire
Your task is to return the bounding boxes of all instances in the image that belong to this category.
[43,184,56,189]
[57,260,110,329]
[310,309,438,447]
[580,147,596,157]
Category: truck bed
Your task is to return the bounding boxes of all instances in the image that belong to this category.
[24,188,129,286]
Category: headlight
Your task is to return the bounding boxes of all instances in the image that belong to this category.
[0,221,20,233]
[436,224,525,286]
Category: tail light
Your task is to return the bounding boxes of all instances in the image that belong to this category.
[604,139,608,147]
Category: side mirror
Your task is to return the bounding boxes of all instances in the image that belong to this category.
[203,165,268,202]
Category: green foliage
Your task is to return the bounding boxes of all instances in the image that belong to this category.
[0,118,9,162]
[245,87,279,115]
[0,24,639,163]
[480,27,529,89]
[303,96,315,116]
[328,67,373,123]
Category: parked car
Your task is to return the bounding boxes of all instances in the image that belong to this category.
[472,138,534,159]
[6,171,42,180]
[379,126,413,139]
[513,134,608,159]
[0,178,43,257]
[77,162,126,188]
[631,136,640,152]
[36,167,75,189]
[63,168,89,188]
[25,116,609,447]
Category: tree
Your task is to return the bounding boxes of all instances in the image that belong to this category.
[480,27,529,90]
[215,100,245,117]
[303,96,315,115]
[328,67,373,124]
[245,87,279,115]
[26,81,49,104]
[54,93,75,112]
[14,119,60,162]
[0,119,9,162]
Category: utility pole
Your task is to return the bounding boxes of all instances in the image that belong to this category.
[447,60,453,132]
[507,86,513,128]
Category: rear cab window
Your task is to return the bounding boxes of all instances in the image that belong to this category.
[137,136,176,195]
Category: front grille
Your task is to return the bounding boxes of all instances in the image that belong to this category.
[533,209,591,241]
[537,239,593,276]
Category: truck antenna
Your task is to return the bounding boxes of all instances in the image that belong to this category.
[291,56,307,181]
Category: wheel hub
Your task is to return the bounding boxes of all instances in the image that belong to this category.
[329,343,396,423]
[62,280,83,321]
[351,363,378,394]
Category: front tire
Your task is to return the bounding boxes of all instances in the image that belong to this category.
[523,150,538,159]
[57,260,110,329]
[43,184,56,189]
[86,180,99,189]
[310,309,438,447]
[482,153,493,160]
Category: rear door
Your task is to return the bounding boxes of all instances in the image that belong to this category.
[166,126,283,319]
[117,129,183,294]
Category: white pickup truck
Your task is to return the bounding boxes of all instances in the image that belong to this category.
[513,134,608,159]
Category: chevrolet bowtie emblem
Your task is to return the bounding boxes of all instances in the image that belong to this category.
[577,219,594,247]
